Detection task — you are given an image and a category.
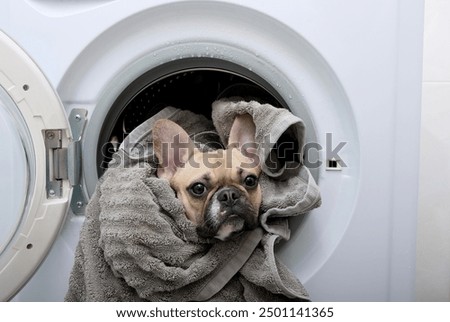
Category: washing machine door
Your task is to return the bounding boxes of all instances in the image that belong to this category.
[0,31,75,301]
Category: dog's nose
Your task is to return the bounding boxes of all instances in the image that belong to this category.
[217,188,241,206]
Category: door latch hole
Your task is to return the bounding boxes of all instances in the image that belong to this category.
[326,159,342,171]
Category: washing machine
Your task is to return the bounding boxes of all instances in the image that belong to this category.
[0,0,423,301]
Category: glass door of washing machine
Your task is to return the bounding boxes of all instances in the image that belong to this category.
[0,31,73,301]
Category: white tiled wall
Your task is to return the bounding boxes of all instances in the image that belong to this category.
[417,0,450,301]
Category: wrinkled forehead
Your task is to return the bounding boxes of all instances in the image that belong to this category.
[190,148,260,172]
[169,149,259,186]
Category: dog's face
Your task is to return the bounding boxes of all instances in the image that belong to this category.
[153,114,261,240]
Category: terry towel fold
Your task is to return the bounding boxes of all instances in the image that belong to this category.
[65,101,321,302]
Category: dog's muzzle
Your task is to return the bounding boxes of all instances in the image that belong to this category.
[197,187,258,240]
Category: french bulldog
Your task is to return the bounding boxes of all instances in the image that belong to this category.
[152,114,261,241]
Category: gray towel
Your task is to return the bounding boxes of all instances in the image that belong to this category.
[65,103,321,302]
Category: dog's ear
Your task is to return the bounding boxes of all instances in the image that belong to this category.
[153,119,196,180]
[228,114,257,159]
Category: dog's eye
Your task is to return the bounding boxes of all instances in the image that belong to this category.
[190,183,207,197]
[243,175,258,189]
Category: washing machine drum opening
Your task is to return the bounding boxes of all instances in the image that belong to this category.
[99,59,289,174]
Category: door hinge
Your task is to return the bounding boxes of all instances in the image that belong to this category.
[44,108,88,215]
[68,108,88,215]
[45,129,67,198]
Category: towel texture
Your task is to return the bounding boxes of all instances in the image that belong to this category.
[65,101,321,302]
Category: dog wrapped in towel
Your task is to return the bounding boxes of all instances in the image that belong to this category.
[65,100,321,302]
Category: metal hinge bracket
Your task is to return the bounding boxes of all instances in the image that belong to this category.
[68,108,88,215]
[45,129,67,198]
[44,108,88,216]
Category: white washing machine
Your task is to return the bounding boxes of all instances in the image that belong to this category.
[0,0,423,301]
